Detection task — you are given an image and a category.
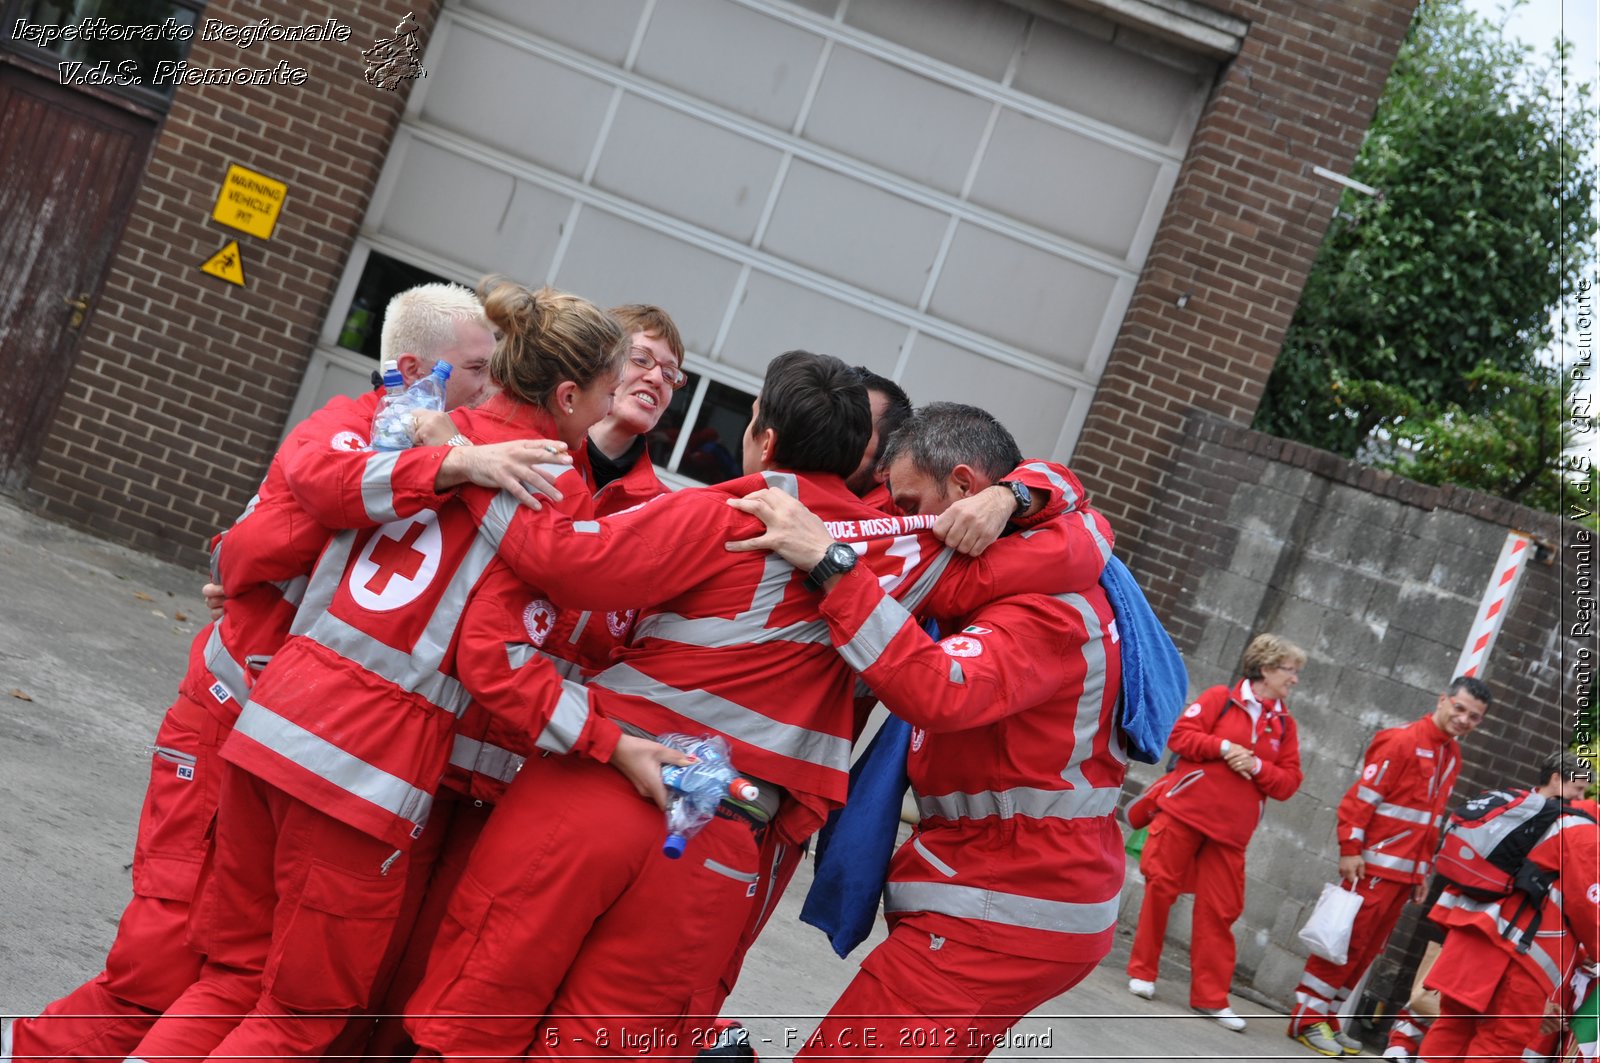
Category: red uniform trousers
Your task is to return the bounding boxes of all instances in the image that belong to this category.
[1289,875,1412,1034]
[686,830,807,1024]
[795,915,1096,1062]
[404,752,762,1061]
[1126,815,1244,1009]
[126,762,439,1063]
[1418,965,1555,1063]
[9,692,223,1063]
[1384,1005,1431,1058]
[353,796,493,1062]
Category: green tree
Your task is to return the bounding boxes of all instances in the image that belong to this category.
[1362,361,1585,513]
[1253,0,1597,471]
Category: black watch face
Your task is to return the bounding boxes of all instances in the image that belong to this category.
[828,543,856,569]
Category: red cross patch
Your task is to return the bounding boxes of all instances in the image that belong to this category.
[331,430,367,451]
[939,634,983,658]
[523,599,557,646]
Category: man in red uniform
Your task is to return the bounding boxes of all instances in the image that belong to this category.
[1126,634,1305,1031]
[1378,749,1590,1063]
[729,402,1126,1058]
[1287,676,1492,1055]
[1416,792,1600,1063]
[403,352,1117,1061]
[0,283,553,1063]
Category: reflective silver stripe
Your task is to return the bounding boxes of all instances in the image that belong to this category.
[917,786,1120,823]
[271,574,309,608]
[504,642,585,681]
[912,837,958,878]
[837,593,913,673]
[290,529,358,637]
[567,610,591,646]
[1298,971,1340,999]
[703,859,759,883]
[590,662,850,773]
[1349,826,1366,842]
[1077,509,1113,564]
[884,880,1119,936]
[1392,1020,1424,1039]
[360,450,403,523]
[534,680,593,756]
[301,610,471,718]
[1020,461,1078,509]
[1360,849,1419,874]
[1354,785,1382,804]
[476,465,571,545]
[1375,801,1434,825]
[203,623,250,703]
[893,542,956,614]
[153,746,197,766]
[1434,890,1564,987]
[234,697,432,827]
[448,734,524,784]
[1294,991,1333,1013]
[634,611,830,649]
[1055,591,1110,790]
[573,520,600,533]
[949,659,965,684]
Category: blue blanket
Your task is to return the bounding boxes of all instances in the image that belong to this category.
[1102,554,1189,763]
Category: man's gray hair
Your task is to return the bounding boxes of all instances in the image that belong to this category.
[878,402,1023,492]
[380,282,489,365]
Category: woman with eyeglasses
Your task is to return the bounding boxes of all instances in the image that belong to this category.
[1124,632,1306,1032]
[586,304,685,512]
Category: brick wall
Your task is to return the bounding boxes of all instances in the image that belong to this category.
[1119,410,1592,1016]
[24,0,440,565]
[1072,0,1418,557]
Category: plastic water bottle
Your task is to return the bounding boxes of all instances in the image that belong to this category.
[370,361,452,450]
[369,362,409,449]
[658,733,759,859]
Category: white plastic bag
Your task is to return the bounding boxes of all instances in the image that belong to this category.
[1298,882,1364,965]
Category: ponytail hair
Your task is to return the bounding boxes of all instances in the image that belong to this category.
[478,277,627,407]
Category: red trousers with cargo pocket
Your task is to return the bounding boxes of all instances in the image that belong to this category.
[1126,814,1245,1009]
[7,693,222,1063]
[404,751,762,1061]
[125,762,436,1063]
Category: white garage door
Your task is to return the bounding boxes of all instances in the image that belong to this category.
[296,0,1216,482]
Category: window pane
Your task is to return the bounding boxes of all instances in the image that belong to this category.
[11,0,200,101]
[661,378,755,486]
[336,251,451,360]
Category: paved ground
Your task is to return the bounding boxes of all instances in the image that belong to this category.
[0,496,1348,1060]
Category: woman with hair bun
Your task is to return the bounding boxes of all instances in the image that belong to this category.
[126,280,689,1063]
[1125,632,1306,1032]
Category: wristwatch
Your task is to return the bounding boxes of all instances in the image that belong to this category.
[997,479,1032,516]
[804,542,858,592]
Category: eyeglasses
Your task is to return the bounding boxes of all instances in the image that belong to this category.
[627,346,687,390]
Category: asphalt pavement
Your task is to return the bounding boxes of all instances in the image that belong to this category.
[0,497,1342,1060]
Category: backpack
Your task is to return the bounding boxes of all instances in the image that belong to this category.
[1434,789,1593,953]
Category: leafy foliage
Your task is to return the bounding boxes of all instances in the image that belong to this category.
[1253,0,1598,491]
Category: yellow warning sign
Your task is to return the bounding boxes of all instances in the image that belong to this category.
[211,164,287,240]
[200,240,246,286]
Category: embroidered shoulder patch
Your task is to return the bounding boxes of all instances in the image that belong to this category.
[522,599,557,646]
[331,430,367,451]
[939,634,983,658]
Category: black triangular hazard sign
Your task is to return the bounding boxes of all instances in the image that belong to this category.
[200,240,245,286]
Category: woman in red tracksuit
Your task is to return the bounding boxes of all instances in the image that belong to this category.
[124,280,681,1063]
[1126,632,1306,1030]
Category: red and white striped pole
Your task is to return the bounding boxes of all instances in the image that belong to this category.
[1452,530,1534,680]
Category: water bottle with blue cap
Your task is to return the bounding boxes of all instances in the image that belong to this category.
[658,733,759,858]
[371,360,451,449]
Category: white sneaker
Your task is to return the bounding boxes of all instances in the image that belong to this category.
[1127,978,1155,1000]
[1293,1021,1343,1056]
[1381,1047,1410,1062]
[1334,1029,1362,1054]
[1195,1006,1247,1032]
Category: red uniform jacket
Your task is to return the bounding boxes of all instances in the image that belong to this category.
[1157,679,1302,850]
[1428,811,1600,1004]
[224,397,614,851]
[482,469,1116,843]
[820,571,1126,961]
[1337,715,1461,883]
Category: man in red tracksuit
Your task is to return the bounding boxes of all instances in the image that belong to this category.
[1,283,513,1063]
[732,402,1127,1058]
[1126,635,1305,1031]
[402,351,1118,1061]
[1417,801,1600,1063]
[1287,676,1492,1056]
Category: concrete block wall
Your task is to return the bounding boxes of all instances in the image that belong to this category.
[1123,411,1587,1013]
[23,0,439,565]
